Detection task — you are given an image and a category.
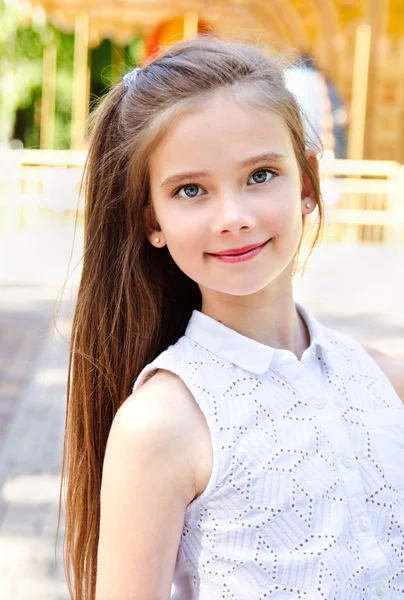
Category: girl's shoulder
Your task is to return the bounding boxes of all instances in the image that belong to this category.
[362,346,404,404]
[128,366,214,497]
[128,366,211,455]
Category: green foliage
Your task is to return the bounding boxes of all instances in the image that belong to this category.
[0,0,19,144]
[12,24,75,148]
[126,34,145,67]
[0,0,16,42]
[0,15,49,146]
[0,3,143,148]
[90,38,114,98]
[54,30,74,149]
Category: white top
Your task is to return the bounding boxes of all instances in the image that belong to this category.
[132,301,404,600]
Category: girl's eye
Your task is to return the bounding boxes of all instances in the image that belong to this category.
[173,184,204,199]
[248,169,276,185]
[173,169,276,198]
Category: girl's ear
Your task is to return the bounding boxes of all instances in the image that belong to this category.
[301,152,319,215]
[143,204,166,247]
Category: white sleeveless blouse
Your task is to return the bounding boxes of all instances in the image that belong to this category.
[132,301,404,600]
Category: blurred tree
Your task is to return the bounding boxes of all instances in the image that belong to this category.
[13,25,46,148]
[54,29,74,149]
[90,38,115,102]
[0,0,19,146]
[0,0,49,148]
[89,34,144,112]
[13,26,75,149]
[1,3,144,149]
[126,34,145,69]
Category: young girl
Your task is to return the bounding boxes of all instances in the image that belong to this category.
[59,36,404,600]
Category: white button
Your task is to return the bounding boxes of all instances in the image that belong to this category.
[342,455,354,468]
[358,517,370,532]
[375,582,387,596]
[314,398,326,410]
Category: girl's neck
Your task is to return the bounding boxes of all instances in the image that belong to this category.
[200,293,311,360]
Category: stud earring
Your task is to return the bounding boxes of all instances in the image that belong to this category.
[155,237,160,243]
[305,202,311,209]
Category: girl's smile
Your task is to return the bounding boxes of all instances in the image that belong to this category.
[205,238,272,263]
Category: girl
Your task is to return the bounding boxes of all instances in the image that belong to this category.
[58,36,404,600]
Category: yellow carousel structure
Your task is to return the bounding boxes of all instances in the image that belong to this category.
[20,0,404,163]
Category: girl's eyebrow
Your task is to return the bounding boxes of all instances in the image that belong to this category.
[159,152,286,189]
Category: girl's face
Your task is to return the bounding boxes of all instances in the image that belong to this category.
[147,91,316,301]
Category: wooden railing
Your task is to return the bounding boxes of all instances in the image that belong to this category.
[319,158,404,244]
[1,150,404,243]
[0,149,86,232]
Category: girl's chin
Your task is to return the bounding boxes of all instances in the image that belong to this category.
[200,280,274,297]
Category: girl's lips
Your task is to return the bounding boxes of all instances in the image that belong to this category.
[209,240,270,256]
[207,239,271,263]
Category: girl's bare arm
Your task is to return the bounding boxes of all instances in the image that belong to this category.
[95,371,205,600]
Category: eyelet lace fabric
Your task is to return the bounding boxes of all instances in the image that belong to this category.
[132,303,404,600]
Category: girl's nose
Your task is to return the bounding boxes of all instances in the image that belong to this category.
[212,193,256,236]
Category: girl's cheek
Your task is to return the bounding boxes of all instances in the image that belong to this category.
[271,190,300,220]
[168,225,204,251]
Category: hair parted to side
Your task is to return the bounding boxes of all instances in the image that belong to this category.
[56,34,325,600]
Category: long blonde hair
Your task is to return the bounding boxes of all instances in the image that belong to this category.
[57,35,324,600]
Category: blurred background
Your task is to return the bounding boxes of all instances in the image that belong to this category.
[0,0,403,598]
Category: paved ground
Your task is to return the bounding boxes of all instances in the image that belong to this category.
[0,227,403,599]
[0,284,75,600]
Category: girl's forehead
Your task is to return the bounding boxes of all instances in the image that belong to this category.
[166,92,289,140]
[149,93,294,175]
